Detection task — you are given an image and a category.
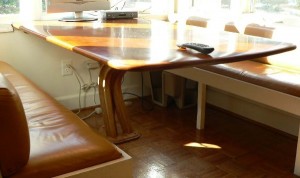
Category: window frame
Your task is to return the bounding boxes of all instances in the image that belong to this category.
[181,0,300,28]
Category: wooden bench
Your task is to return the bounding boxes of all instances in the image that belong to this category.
[166,16,300,175]
[0,61,132,178]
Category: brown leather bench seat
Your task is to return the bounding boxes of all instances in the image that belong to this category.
[186,15,300,98]
[0,61,123,178]
[200,59,300,97]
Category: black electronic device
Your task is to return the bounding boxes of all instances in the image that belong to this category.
[99,10,138,20]
[177,43,214,54]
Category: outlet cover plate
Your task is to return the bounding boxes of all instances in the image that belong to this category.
[61,60,73,76]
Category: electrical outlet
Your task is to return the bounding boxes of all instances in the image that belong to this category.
[61,60,73,76]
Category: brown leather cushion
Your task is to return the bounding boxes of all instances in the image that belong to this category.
[199,60,300,97]
[0,62,122,178]
[0,73,30,177]
[244,23,274,39]
[224,22,239,33]
[186,16,209,28]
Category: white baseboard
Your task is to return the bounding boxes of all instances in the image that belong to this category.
[55,85,144,110]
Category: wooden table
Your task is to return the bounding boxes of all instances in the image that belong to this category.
[15,19,296,143]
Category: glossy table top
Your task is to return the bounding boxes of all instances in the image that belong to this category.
[15,19,296,71]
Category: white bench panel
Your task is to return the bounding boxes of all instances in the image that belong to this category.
[167,67,300,176]
[167,67,300,117]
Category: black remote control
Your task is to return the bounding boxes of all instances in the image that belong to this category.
[177,43,214,54]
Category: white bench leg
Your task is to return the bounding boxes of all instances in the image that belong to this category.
[295,122,300,176]
[196,82,206,130]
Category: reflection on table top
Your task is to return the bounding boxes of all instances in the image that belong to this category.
[15,19,296,71]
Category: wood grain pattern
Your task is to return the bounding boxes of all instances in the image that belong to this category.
[16,19,296,71]
[80,100,299,177]
[98,64,140,143]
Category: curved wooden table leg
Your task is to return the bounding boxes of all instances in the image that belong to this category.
[98,65,117,138]
[98,65,140,143]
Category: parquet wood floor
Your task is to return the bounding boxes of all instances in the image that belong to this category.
[78,99,299,178]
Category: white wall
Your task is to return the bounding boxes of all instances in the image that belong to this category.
[0,29,144,110]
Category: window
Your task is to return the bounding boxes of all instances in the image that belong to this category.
[253,0,300,26]
[0,0,19,15]
[187,0,300,27]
